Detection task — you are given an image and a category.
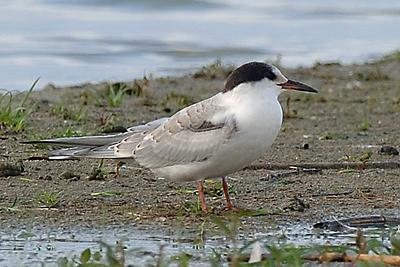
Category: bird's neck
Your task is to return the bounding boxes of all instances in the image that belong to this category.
[222,81,280,108]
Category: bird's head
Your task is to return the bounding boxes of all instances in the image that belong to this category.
[223,62,318,95]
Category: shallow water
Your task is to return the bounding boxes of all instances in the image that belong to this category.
[0,222,395,266]
[1,0,400,90]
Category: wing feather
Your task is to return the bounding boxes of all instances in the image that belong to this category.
[131,96,237,169]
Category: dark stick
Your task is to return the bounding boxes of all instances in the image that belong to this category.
[246,161,400,171]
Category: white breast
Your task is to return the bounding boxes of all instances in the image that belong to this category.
[212,81,283,169]
[153,80,283,182]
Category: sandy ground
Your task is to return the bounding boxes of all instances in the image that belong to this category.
[1,55,399,230]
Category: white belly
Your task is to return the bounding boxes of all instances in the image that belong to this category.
[154,88,283,182]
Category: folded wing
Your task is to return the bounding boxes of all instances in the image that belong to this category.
[130,97,237,169]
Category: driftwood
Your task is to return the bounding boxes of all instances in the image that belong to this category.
[246,161,400,171]
[229,252,400,266]
[314,215,400,230]
[268,167,322,179]
[303,252,400,266]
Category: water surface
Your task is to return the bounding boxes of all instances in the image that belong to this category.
[0,222,395,266]
[1,0,400,90]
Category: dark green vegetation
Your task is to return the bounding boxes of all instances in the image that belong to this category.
[1,52,400,265]
[0,78,39,134]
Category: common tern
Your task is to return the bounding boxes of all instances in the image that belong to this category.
[25,62,318,213]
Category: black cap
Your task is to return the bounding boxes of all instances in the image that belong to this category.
[224,62,277,92]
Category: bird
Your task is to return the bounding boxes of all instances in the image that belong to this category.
[24,62,317,213]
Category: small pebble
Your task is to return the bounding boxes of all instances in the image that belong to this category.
[60,171,81,181]
[295,143,310,149]
[0,161,24,177]
[102,125,127,133]
[379,146,399,156]
[87,168,105,181]
[39,175,53,181]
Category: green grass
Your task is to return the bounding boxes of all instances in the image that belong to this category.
[0,196,21,212]
[0,78,39,133]
[379,50,400,62]
[192,59,235,79]
[107,83,128,107]
[130,77,148,97]
[50,104,86,122]
[204,179,236,197]
[319,131,349,140]
[87,160,107,181]
[58,242,125,267]
[164,91,194,109]
[359,113,372,131]
[54,127,84,138]
[338,151,373,162]
[36,191,61,208]
[356,67,390,81]
[180,200,203,215]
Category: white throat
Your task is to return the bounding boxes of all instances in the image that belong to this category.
[221,78,283,136]
[223,78,282,107]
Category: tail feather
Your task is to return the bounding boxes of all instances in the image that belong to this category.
[48,145,129,160]
[48,147,92,160]
[23,117,168,160]
[72,144,125,159]
[22,132,132,147]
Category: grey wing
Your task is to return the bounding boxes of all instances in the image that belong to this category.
[129,98,238,169]
[126,117,168,132]
[71,117,169,159]
[24,118,168,159]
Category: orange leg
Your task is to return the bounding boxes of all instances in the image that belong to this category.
[222,177,239,211]
[196,180,209,214]
[115,161,121,177]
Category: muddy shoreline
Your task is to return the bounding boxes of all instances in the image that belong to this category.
[1,55,400,232]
